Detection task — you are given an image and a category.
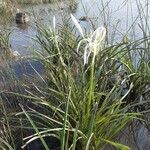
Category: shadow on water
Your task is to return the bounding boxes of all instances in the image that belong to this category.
[18,136,61,150]
[0,58,45,84]
[2,1,79,80]
[12,59,44,78]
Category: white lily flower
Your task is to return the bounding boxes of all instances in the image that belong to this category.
[71,14,106,65]
[83,27,106,65]
[90,26,106,55]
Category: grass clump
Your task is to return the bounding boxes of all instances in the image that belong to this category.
[1,16,149,150]
[0,1,14,23]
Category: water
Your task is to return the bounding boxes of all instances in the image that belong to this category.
[0,0,146,56]
[1,0,148,78]
[0,0,149,77]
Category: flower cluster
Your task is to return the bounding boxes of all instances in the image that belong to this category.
[71,14,106,65]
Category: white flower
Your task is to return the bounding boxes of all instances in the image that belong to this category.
[90,26,106,54]
[83,27,106,65]
[13,51,20,57]
[71,14,106,65]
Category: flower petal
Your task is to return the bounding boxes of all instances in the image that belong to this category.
[83,44,91,65]
[71,14,84,37]
[53,16,56,31]
[91,26,106,43]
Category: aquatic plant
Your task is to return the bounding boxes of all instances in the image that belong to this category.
[1,16,148,150]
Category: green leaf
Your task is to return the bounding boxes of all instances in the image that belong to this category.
[103,139,131,150]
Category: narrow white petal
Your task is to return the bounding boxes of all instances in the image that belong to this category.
[91,26,106,43]
[76,39,88,53]
[53,16,56,31]
[71,14,84,37]
[83,45,91,65]
[83,46,88,65]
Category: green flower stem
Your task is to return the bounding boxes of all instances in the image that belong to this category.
[87,54,96,118]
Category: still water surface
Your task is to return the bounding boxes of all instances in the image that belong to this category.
[6,0,148,56]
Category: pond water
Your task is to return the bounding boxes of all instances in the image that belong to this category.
[0,0,148,78]
[0,0,149,77]
[3,0,148,56]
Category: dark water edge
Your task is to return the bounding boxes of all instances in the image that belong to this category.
[12,59,44,78]
[1,0,145,57]
[0,59,44,83]
[19,137,61,150]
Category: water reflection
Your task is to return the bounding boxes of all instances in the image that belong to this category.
[1,0,149,56]
[9,24,37,56]
[8,1,79,56]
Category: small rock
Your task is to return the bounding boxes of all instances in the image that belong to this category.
[15,9,29,24]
